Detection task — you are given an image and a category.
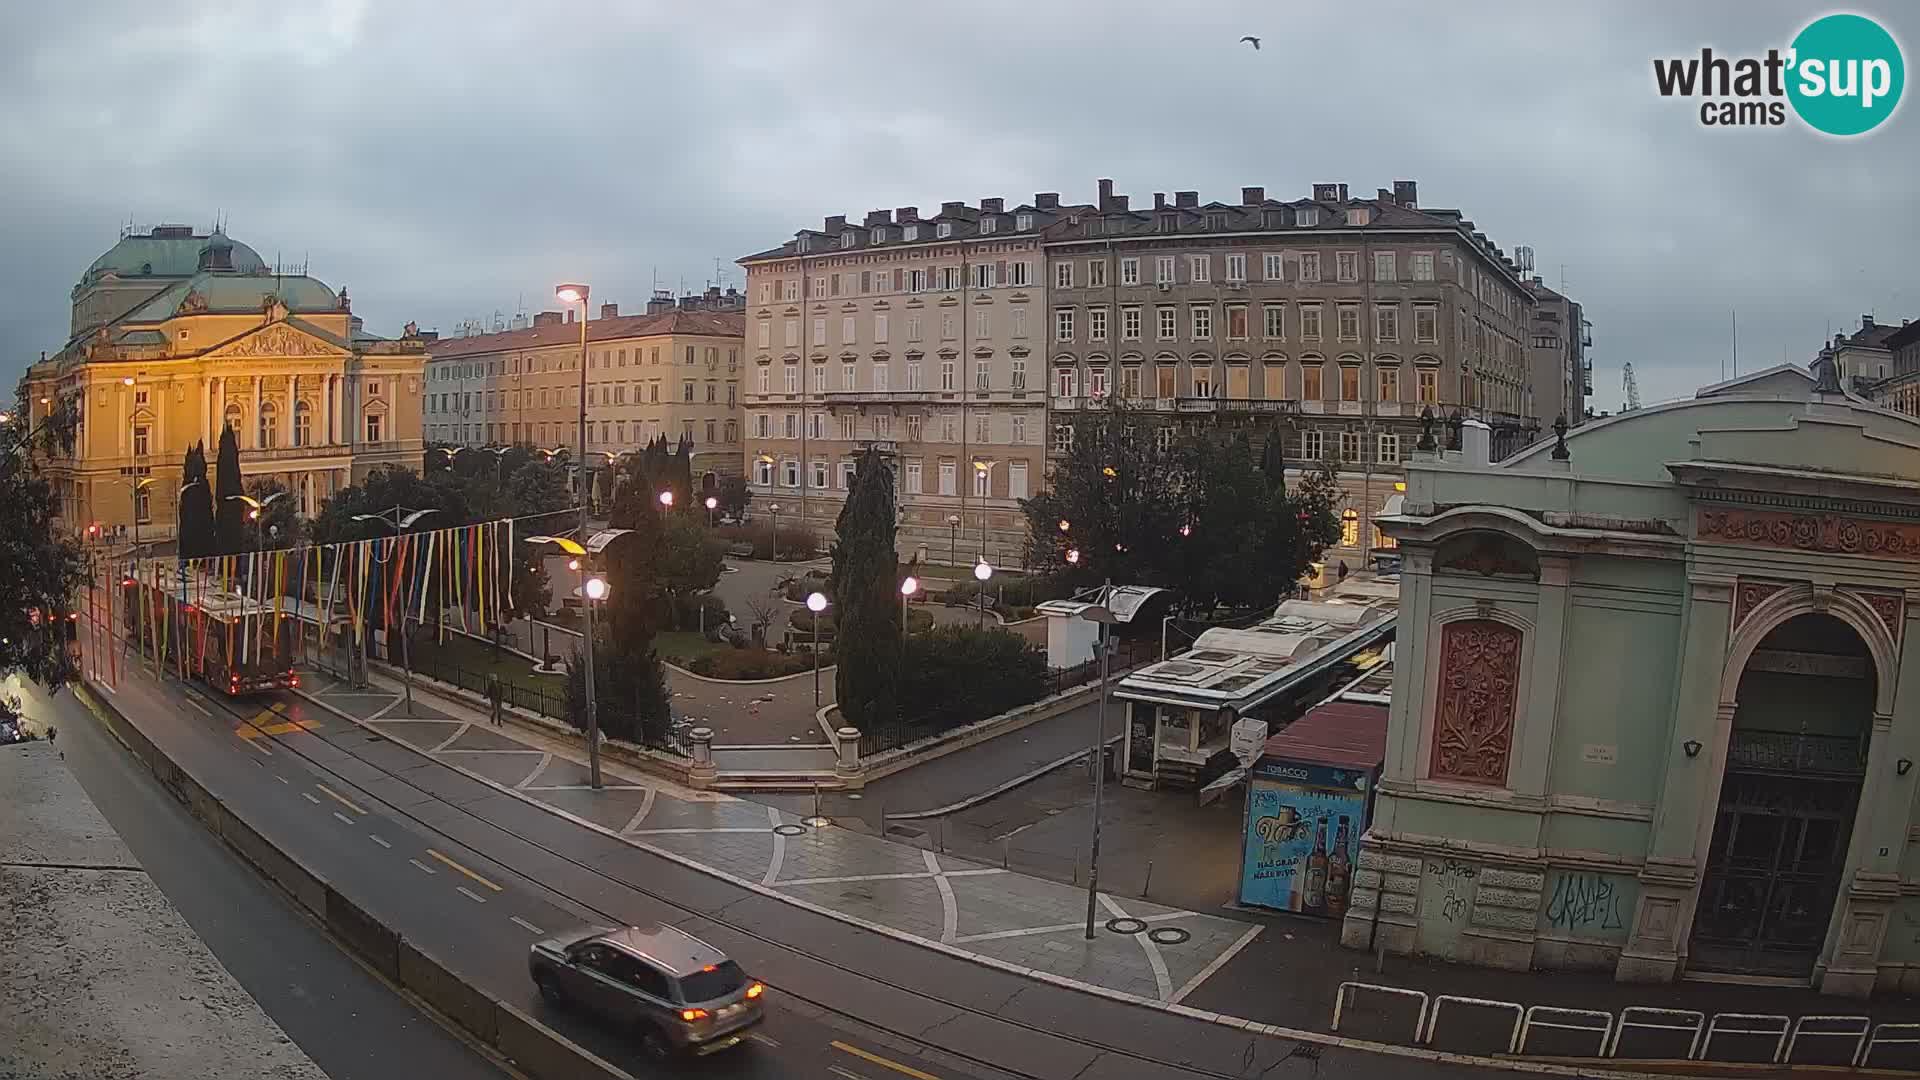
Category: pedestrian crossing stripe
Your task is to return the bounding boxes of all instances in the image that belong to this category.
[236,709,319,740]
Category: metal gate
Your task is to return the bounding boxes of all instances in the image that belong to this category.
[1690,731,1864,978]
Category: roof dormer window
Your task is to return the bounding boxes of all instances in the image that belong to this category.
[797,235,812,253]
[980,216,997,234]
[903,224,919,241]
[1346,208,1371,226]
[1015,212,1033,231]
[937,222,953,239]
[841,231,857,249]
[1158,214,1178,233]
[1206,212,1228,231]
[1297,207,1321,227]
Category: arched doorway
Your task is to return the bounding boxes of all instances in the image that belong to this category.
[1691,613,1875,978]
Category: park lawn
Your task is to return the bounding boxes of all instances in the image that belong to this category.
[655,630,726,663]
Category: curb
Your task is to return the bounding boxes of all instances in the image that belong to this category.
[253,682,1691,1080]
[883,733,1124,820]
[663,659,835,686]
[72,680,641,1080]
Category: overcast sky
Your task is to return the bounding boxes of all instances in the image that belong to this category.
[3,1,1915,407]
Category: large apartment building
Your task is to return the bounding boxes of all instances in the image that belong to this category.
[738,197,1068,566]
[424,304,744,489]
[1525,277,1591,427]
[1044,179,1547,564]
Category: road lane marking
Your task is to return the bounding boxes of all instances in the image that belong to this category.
[1170,923,1263,1005]
[830,1042,941,1080]
[762,805,786,887]
[746,1032,780,1048]
[516,752,554,789]
[241,735,274,756]
[620,787,657,834]
[510,916,544,934]
[369,835,392,848]
[182,695,212,716]
[428,723,471,753]
[331,811,354,826]
[455,886,487,904]
[409,858,437,875]
[925,851,959,944]
[274,775,289,784]
[301,792,322,805]
[828,1067,869,1080]
[427,848,502,892]
[315,783,367,815]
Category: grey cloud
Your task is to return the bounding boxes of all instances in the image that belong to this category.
[3,0,1916,407]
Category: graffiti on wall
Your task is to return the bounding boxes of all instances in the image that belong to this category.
[1540,869,1637,941]
[1428,859,1478,924]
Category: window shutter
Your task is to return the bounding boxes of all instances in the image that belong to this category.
[893,268,904,291]
[996,260,1007,284]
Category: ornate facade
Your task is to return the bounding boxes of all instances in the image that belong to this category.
[23,225,426,538]
[1346,363,1920,996]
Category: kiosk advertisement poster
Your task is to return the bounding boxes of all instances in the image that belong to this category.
[1239,761,1370,917]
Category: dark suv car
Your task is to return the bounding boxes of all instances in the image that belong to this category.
[529,924,764,1058]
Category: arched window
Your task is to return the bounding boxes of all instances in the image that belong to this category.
[223,402,243,437]
[258,401,278,448]
[293,400,312,447]
[1341,508,1360,547]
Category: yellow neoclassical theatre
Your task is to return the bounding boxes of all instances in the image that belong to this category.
[24,224,427,539]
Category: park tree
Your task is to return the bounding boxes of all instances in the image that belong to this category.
[1263,457,1345,593]
[503,458,572,517]
[177,441,216,558]
[246,478,299,549]
[1019,397,1184,588]
[1170,431,1275,612]
[714,472,752,521]
[213,424,246,553]
[830,447,901,729]
[656,514,725,630]
[0,413,88,719]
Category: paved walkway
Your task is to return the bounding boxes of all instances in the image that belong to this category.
[861,698,1121,817]
[293,664,1262,1009]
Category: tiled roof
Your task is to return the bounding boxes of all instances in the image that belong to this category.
[426,310,743,359]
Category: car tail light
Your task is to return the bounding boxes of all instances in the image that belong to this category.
[289,674,299,687]
[680,1008,708,1022]
[745,983,763,1000]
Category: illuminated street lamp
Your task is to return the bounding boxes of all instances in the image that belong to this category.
[555,281,601,789]
[704,494,718,527]
[658,490,674,509]
[768,502,781,561]
[899,574,918,633]
[584,575,610,601]
[1066,548,1081,565]
[947,513,962,565]
[973,559,993,628]
[806,591,828,707]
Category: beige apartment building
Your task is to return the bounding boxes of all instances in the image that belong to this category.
[1044,179,1547,566]
[24,225,426,536]
[738,196,1068,567]
[424,305,744,490]
[1525,277,1591,430]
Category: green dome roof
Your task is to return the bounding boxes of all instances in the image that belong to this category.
[83,227,268,282]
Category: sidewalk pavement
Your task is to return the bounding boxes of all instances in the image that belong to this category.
[290,663,1263,1012]
[860,698,1121,817]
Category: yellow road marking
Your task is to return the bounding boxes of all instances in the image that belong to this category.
[426,848,502,892]
[830,1041,942,1080]
[314,783,366,815]
[236,708,318,741]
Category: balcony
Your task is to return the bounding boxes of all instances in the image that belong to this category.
[1173,397,1300,415]
[821,390,939,405]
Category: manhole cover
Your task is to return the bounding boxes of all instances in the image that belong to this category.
[1105,917,1148,935]
[1147,927,1191,945]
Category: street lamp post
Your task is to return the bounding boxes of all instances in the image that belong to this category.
[947,514,961,566]
[704,495,718,528]
[899,575,917,637]
[806,591,828,708]
[973,559,993,629]
[768,502,781,562]
[1079,583,1119,940]
[556,282,601,789]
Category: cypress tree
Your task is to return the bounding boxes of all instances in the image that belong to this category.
[830,446,900,729]
[213,424,245,553]
[177,441,216,557]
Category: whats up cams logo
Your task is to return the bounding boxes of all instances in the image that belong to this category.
[1654,12,1905,135]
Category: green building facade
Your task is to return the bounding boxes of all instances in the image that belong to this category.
[1343,365,1920,996]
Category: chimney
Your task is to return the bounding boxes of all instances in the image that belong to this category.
[1393,180,1418,207]
[1337,183,1349,201]
[980,197,1004,214]
[533,311,563,328]
[416,330,438,343]
[1863,314,1876,330]
[896,206,919,223]
[1377,188,1393,202]
[940,201,965,216]
[864,210,891,228]
[647,290,674,315]
[600,302,619,320]
[1153,192,1167,210]
[824,214,847,233]
[565,308,576,324]
[1241,186,1265,205]
[1097,178,1114,210]
[1112,194,1128,212]
[1035,192,1060,210]
[1175,191,1198,209]
[1461,418,1492,467]
[1312,182,1340,201]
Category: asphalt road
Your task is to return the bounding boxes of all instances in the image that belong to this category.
[74,634,1498,1080]
[15,676,505,1080]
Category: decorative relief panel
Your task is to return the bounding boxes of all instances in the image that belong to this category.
[1698,508,1920,561]
[1733,579,1790,630]
[213,325,344,359]
[1430,619,1523,786]
[1435,534,1539,580]
[1853,590,1905,644]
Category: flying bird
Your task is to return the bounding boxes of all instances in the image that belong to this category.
[1240,35,1261,50]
